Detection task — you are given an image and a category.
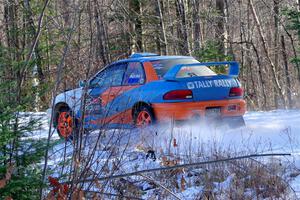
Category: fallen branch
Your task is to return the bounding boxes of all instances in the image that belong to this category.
[65,153,291,184]
[84,190,144,200]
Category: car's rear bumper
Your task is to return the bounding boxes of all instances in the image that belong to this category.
[152,99,246,121]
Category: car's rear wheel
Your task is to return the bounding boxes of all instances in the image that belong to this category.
[56,108,77,140]
[133,104,155,127]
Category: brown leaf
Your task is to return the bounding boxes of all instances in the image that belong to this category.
[71,188,85,200]
[94,180,101,189]
[78,190,85,200]
[0,164,14,189]
[5,165,14,181]
[0,179,6,189]
[75,158,81,168]
[161,156,179,167]
[92,194,101,200]
[57,188,67,200]
[159,148,164,154]
[180,175,187,191]
[171,168,184,176]
[102,164,110,174]
[173,138,178,147]
[136,144,146,152]
[161,156,167,162]
[44,190,56,200]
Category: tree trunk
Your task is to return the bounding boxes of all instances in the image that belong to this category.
[215,0,225,56]
[129,0,143,52]
[252,43,268,109]
[102,9,111,63]
[192,0,201,52]
[175,0,190,55]
[156,0,168,55]
[0,0,5,45]
[282,26,300,82]
[24,0,46,108]
[249,0,285,108]
[281,35,293,108]
[273,0,280,108]
[93,0,110,65]
[224,0,233,58]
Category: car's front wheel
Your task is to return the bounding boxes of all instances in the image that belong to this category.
[133,104,155,127]
[56,108,77,139]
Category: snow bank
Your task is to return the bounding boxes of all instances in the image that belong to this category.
[24,109,300,198]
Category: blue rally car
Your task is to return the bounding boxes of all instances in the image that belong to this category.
[53,53,246,138]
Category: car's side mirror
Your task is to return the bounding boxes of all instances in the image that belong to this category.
[78,80,86,87]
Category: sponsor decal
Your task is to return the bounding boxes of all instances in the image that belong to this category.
[187,79,237,89]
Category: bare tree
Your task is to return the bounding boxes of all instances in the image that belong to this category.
[249,0,286,108]
[156,0,168,55]
[175,0,190,55]
[129,0,143,52]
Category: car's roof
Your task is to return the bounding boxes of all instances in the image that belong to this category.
[111,55,194,65]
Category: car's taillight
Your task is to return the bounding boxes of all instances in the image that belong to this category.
[163,90,193,100]
[229,87,243,97]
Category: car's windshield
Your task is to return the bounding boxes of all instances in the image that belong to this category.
[150,58,217,78]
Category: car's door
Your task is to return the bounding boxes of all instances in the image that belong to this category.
[85,62,146,127]
[86,63,127,118]
[100,62,145,125]
[118,61,146,107]
[101,62,145,111]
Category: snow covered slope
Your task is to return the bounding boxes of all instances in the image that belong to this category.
[27,109,300,198]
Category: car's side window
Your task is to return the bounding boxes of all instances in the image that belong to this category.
[109,63,127,86]
[122,62,145,85]
[89,68,109,88]
[89,63,127,88]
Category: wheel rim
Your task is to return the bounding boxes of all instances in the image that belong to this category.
[136,110,152,127]
[57,111,73,138]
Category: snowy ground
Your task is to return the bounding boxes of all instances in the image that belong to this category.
[24,110,300,199]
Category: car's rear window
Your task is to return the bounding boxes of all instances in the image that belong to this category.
[150,58,197,78]
[176,65,217,78]
[151,58,216,78]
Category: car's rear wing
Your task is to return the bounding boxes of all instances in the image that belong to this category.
[163,61,239,81]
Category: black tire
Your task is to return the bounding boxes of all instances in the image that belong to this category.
[133,104,156,127]
[55,107,78,140]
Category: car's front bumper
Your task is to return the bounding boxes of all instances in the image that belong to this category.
[151,99,246,121]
